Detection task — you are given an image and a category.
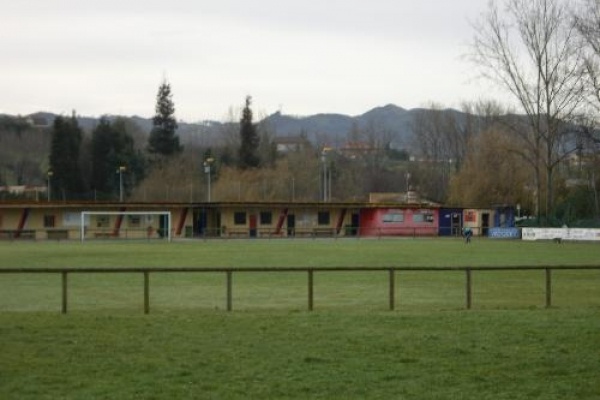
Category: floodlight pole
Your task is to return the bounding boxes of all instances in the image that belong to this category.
[117,166,126,202]
[321,147,331,202]
[405,172,411,202]
[204,157,214,202]
[47,170,53,202]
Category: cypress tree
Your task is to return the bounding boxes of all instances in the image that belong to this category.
[90,117,114,197]
[238,96,260,169]
[49,113,85,199]
[148,80,182,157]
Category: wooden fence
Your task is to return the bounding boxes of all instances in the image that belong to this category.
[0,266,598,314]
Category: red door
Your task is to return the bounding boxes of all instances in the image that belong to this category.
[249,214,257,237]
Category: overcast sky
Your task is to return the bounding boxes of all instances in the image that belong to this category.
[1,0,499,122]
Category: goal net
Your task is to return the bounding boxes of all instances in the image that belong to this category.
[80,211,172,242]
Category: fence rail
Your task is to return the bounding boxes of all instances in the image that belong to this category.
[1,266,599,314]
[0,226,479,241]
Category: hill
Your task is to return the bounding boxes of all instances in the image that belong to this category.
[2,104,475,152]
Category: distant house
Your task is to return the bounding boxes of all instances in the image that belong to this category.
[0,185,47,200]
[339,141,378,159]
[26,113,52,128]
[273,136,310,154]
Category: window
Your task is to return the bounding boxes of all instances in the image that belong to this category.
[96,215,110,228]
[44,215,56,228]
[260,211,272,225]
[318,211,330,225]
[234,212,246,225]
[383,213,404,223]
[128,215,141,228]
[465,211,477,222]
[413,212,434,223]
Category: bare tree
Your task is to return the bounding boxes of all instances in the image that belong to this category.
[217,106,242,167]
[360,118,395,192]
[574,0,600,122]
[411,103,456,201]
[471,0,585,223]
[448,126,531,209]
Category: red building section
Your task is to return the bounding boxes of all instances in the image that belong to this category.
[359,207,439,237]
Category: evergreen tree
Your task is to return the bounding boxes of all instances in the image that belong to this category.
[147,80,182,157]
[238,96,260,169]
[90,117,114,196]
[90,117,146,200]
[49,113,85,199]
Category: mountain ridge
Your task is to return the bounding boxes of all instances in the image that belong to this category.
[6,104,471,150]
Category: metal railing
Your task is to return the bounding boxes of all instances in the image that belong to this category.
[1,266,598,314]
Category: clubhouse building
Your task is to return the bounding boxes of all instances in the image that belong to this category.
[0,199,515,241]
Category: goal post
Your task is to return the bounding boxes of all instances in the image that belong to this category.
[80,211,172,242]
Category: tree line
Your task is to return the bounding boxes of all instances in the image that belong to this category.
[1,0,599,227]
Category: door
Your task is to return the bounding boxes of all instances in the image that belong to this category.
[482,213,490,236]
[159,214,168,238]
[287,214,295,236]
[198,209,207,237]
[350,213,360,236]
[249,214,257,238]
[451,213,461,236]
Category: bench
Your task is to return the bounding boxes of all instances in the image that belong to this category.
[0,230,35,240]
[94,232,117,239]
[257,229,284,238]
[47,229,69,240]
[290,229,313,238]
[290,228,335,238]
[312,228,335,238]
[227,230,249,238]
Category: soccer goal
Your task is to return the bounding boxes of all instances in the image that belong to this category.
[80,211,172,242]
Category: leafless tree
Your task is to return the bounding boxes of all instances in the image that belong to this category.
[574,0,600,121]
[217,106,242,167]
[411,103,458,201]
[448,126,532,209]
[471,0,586,223]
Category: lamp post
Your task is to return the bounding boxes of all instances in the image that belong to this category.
[117,166,126,202]
[405,172,411,202]
[47,170,53,202]
[203,157,214,202]
[321,147,331,202]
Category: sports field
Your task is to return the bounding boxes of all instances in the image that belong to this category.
[1,238,599,399]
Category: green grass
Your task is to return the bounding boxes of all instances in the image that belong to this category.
[1,238,599,399]
[0,237,598,268]
[1,310,599,399]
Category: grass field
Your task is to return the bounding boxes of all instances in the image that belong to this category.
[1,238,599,399]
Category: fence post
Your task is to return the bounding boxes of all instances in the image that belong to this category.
[308,269,314,311]
[226,270,233,312]
[389,269,395,311]
[61,271,68,314]
[465,268,472,310]
[545,268,552,308]
[144,271,150,314]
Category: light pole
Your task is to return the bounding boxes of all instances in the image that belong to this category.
[405,172,411,202]
[117,166,126,202]
[321,147,331,202]
[47,170,53,202]
[203,157,214,202]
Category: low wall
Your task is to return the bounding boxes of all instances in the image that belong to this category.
[488,228,521,239]
[522,228,600,242]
